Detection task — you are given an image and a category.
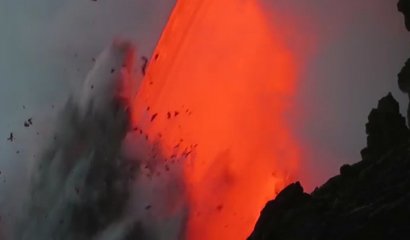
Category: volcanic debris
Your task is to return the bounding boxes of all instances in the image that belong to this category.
[24,118,33,127]
[7,132,13,142]
[141,56,148,76]
[150,113,158,122]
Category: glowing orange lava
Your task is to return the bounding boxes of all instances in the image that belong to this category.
[131,0,300,239]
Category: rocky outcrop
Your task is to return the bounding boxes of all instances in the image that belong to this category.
[398,58,410,126]
[398,0,410,126]
[360,93,409,160]
[398,0,410,31]
[248,93,410,240]
[247,182,311,240]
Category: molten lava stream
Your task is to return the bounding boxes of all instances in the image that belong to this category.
[131,0,300,239]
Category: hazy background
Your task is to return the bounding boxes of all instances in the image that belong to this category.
[0,0,409,210]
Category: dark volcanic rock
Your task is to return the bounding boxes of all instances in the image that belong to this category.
[398,0,410,125]
[248,95,410,240]
[398,0,410,31]
[398,58,410,126]
[398,59,410,93]
[360,93,409,160]
[248,182,311,240]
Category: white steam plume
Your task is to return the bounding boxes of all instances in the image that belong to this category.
[8,42,187,240]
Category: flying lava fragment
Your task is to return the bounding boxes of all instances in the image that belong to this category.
[130,0,301,239]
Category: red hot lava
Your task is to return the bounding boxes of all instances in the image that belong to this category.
[131,0,300,239]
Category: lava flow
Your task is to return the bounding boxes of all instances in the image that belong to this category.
[130,0,300,239]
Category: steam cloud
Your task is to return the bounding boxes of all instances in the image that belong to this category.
[5,43,187,240]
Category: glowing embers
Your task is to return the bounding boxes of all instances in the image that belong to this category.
[131,0,300,239]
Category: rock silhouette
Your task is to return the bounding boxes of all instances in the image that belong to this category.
[398,0,410,126]
[360,93,409,160]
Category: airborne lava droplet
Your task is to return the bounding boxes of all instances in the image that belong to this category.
[150,113,158,122]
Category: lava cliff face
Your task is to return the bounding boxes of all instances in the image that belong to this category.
[248,2,410,240]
